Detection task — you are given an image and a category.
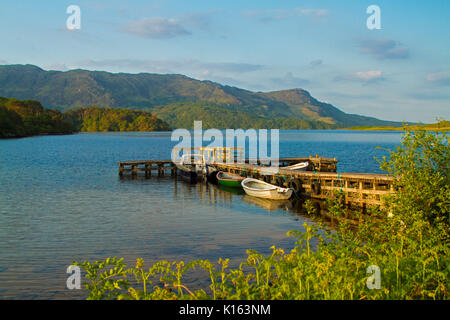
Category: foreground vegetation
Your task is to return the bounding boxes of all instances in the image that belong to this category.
[0,97,171,138]
[74,129,449,300]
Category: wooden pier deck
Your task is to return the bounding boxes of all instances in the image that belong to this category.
[118,154,393,207]
[118,160,177,177]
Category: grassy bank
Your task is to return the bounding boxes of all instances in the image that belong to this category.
[74,128,449,300]
[346,120,449,132]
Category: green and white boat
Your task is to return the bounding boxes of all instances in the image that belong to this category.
[216,171,245,188]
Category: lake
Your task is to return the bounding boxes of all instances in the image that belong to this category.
[0,130,402,299]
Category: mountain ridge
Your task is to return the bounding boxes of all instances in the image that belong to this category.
[0,64,403,129]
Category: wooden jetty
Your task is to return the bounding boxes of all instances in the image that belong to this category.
[119,160,177,177]
[118,147,394,207]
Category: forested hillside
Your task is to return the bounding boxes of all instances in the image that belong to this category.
[151,102,336,129]
[65,107,171,132]
[0,97,74,138]
[0,97,171,138]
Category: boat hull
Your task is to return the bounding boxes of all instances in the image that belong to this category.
[206,170,220,184]
[218,179,242,187]
[243,187,292,200]
[176,163,204,182]
[216,171,245,188]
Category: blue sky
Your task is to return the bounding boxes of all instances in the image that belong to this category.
[0,0,449,122]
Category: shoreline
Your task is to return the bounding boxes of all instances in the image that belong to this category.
[343,125,449,132]
[1,127,448,140]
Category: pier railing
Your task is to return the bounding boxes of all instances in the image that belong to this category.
[172,147,244,164]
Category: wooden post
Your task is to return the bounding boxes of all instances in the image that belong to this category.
[345,180,349,204]
[372,182,377,202]
[359,181,363,203]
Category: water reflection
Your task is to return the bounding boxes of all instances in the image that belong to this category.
[119,173,340,224]
[242,195,293,212]
[168,176,354,230]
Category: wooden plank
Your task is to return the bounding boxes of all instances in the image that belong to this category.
[119,160,173,165]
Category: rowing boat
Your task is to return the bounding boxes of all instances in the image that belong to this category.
[241,178,293,200]
[216,171,245,188]
[283,161,309,171]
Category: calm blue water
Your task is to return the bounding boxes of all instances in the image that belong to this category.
[0,130,402,299]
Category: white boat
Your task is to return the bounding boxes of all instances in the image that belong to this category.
[283,161,309,171]
[241,178,293,200]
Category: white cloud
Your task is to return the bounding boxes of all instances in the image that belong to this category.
[44,63,69,71]
[358,39,410,60]
[179,10,220,31]
[270,72,310,89]
[298,9,329,18]
[242,7,329,22]
[426,71,450,86]
[122,18,191,39]
[242,9,295,22]
[75,59,264,75]
[355,70,383,81]
[335,70,384,84]
[310,59,323,66]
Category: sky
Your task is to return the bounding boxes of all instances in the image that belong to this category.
[0,0,449,122]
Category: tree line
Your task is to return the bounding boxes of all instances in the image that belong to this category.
[0,97,171,138]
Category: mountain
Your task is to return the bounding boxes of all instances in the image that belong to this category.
[0,64,403,129]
